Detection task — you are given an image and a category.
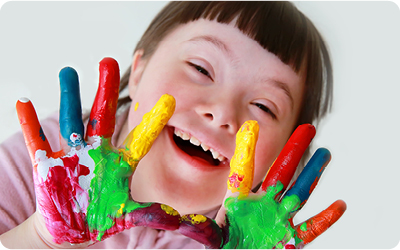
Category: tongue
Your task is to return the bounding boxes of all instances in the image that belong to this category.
[183,144,218,165]
[192,156,214,165]
[174,135,218,165]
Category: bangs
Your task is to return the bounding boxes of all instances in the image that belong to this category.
[177,1,308,73]
[132,1,332,127]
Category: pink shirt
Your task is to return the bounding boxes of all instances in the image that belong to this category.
[0,108,205,248]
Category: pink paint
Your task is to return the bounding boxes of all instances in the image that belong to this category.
[228,172,244,188]
[35,154,91,244]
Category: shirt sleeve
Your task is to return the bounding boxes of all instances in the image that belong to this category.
[0,112,61,234]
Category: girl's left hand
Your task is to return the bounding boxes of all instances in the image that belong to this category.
[179,122,346,249]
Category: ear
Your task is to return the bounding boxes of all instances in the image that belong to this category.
[128,49,146,99]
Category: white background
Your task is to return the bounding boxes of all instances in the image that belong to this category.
[0,1,399,249]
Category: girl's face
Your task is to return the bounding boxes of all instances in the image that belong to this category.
[122,19,305,214]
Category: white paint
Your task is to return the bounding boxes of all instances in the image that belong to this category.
[66,135,102,191]
[35,149,63,183]
[34,137,102,213]
[69,132,83,145]
[18,97,30,103]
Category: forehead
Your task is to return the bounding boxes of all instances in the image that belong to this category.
[166,19,304,82]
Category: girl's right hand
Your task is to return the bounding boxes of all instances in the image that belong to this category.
[16,58,180,248]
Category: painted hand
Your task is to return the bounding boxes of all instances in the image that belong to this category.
[16,58,180,246]
[179,121,346,249]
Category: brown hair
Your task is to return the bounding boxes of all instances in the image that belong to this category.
[117,1,333,180]
[118,1,332,128]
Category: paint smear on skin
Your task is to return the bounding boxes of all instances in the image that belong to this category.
[34,94,176,243]
[86,58,120,139]
[121,94,175,170]
[161,204,180,216]
[224,181,302,249]
[227,120,259,198]
[34,152,91,244]
[86,96,175,241]
[86,137,151,241]
[296,200,346,244]
[300,222,307,231]
[181,214,208,225]
[261,124,316,193]
[134,102,139,111]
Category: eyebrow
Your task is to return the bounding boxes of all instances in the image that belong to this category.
[269,79,294,111]
[187,35,233,56]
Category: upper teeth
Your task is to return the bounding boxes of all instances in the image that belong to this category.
[174,128,227,162]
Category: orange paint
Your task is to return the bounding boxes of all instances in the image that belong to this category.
[309,176,319,195]
[296,200,346,244]
[16,98,53,165]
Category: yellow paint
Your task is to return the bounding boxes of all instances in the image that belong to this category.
[227,120,259,198]
[117,203,125,217]
[134,102,139,111]
[160,204,180,216]
[181,214,207,225]
[120,94,176,171]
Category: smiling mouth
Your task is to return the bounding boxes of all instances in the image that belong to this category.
[172,129,227,166]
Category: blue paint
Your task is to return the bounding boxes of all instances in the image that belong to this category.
[89,118,98,130]
[285,148,330,206]
[39,127,45,141]
[59,67,85,147]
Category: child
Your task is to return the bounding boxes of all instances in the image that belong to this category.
[0,1,340,248]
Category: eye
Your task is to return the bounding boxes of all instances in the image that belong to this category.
[188,62,213,80]
[252,103,277,120]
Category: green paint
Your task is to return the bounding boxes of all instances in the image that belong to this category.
[223,181,302,249]
[86,138,151,241]
[300,222,307,232]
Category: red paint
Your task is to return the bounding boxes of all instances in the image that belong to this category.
[309,176,320,195]
[261,124,316,192]
[285,244,296,249]
[35,154,91,244]
[228,172,244,188]
[296,200,346,244]
[89,203,181,242]
[86,58,120,138]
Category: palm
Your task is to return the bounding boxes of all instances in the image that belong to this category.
[16,58,180,245]
[179,122,346,249]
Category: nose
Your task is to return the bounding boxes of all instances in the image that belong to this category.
[196,101,240,135]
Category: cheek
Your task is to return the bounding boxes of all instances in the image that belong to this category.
[252,132,287,186]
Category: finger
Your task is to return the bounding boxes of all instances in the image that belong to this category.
[261,124,316,193]
[227,120,259,199]
[179,214,223,249]
[284,148,331,210]
[59,66,85,147]
[121,94,175,170]
[86,57,120,139]
[16,98,53,164]
[295,200,346,245]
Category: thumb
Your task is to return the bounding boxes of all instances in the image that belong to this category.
[179,214,223,249]
[90,202,181,242]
